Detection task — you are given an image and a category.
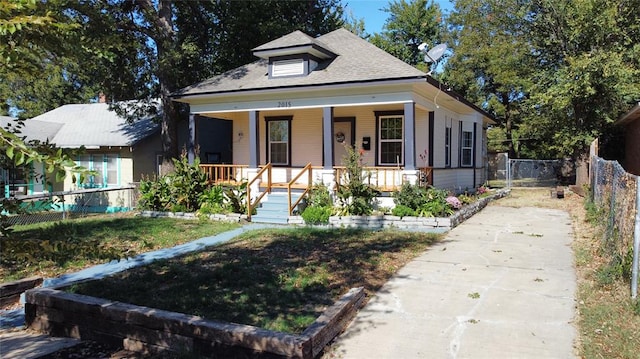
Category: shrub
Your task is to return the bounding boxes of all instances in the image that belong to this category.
[307,183,332,208]
[301,206,332,225]
[391,204,416,217]
[393,182,427,210]
[335,144,378,215]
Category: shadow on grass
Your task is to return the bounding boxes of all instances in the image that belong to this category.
[68,227,440,334]
[1,217,236,281]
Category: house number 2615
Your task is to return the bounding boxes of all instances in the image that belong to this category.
[277,101,292,108]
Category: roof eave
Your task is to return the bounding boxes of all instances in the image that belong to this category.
[615,102,640,126]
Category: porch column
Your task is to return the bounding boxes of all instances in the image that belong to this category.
[404,102,416,171]
[322,107,333,170]
[249,110,259,168]
[321,106,337,190]
[188,113,196,164]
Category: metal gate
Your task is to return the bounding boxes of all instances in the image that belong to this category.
[488,153,561,188]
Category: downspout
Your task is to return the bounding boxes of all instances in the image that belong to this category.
[632,176,640,299]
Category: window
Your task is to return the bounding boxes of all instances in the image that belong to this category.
[461,131,473,167]
[378,115,404,166]
[77,154,119,187]
[266,118,291,166]
[445,126,451,167]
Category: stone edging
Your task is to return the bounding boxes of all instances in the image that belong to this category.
[26,286,365,358]
[138,210,248,222]
[289,188,510,230]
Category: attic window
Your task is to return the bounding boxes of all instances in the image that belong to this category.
[271,58,305,78]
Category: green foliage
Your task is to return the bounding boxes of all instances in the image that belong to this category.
[169,154,208,212]
[393,183,454,217]
[393,182,427,210]
[307,183,332,208]
[197,185,226,215]
[224,182,249,214]
[301,206,332,225]
[138,176,172,212]
[370,0,443,69]
[335,144,378,215]
[391,204,416,217]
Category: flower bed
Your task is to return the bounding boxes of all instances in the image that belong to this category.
[290,188,510,230]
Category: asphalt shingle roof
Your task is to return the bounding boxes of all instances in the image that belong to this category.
[174,28,426,97]
[22,103,159,148]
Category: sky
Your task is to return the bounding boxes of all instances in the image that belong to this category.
[343,0,455,35]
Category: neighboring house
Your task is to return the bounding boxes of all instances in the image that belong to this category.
[1,103,162,199]
[173,28,495,203]
[615,102,640,175]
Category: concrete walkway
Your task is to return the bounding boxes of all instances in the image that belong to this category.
[330,206,578,358]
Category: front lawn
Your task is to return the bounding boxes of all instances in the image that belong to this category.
[68,228,441,334]
[0,214,238,282]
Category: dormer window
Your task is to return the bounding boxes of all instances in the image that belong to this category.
[252,30,336,79]
[272,58,305,78]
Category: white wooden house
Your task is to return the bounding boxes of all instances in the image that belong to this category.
[172,28,495,217]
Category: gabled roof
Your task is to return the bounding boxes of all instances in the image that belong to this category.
[173,28,426,98]
[21,103,159,148]
[252,30,336,60]
[616,102,640,126]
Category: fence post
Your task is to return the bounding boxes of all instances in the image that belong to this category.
[632,176,640,299]
[506,154,512,189]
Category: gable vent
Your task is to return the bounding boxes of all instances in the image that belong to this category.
[272,59,305,77]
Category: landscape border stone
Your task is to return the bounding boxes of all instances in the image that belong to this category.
[25,286,365,358]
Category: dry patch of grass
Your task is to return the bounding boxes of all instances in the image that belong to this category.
[68,228,440,334]
[494,187,640,358]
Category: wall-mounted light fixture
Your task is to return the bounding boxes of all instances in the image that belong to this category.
[238,131,244,139]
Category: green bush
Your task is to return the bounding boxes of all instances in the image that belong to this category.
[393,183,453,217]
[335,144,378,215]
[301,206,332,225]
[393,182,427,210]
[391,204,416,217]
[307,183,332,208]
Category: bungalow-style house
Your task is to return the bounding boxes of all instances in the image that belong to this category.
[615,102,640,176]
[172,28,495,216]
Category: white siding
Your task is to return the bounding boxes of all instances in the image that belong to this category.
[232,113,250,165]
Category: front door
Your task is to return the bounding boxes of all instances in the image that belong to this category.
[333,118,355,165]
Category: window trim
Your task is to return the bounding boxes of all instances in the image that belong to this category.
[76,153,120,188]
[445,126,452,168]
[265,116,292,167]
[375,111,404,166]
[460,130,473,168]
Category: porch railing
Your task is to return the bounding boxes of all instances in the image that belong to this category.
[288,163,313,215]
[246,163,272,221]
[199,164,249,184]
[335,166,433,191]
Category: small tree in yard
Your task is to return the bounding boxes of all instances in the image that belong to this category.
[335,144,378,216]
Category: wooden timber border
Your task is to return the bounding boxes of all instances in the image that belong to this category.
[25,286,365,358]
[0,276,42,307]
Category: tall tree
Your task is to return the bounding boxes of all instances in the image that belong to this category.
[443,0,534,158]
[370,0,443,69]
[524,0,640,159]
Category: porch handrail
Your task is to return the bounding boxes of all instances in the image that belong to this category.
[246,163,272,221]
[334,166,433,191]
[199,164,249,184]
[287,163,313,215]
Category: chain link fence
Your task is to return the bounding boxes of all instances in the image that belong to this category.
[488,153,573,188]
[590,155,640,298]
[5,186,138,227]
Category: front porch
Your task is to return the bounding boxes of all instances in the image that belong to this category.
[199,163,433,220]
[199,164,433,192]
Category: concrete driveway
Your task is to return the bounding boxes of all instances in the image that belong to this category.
[330,206,578,358]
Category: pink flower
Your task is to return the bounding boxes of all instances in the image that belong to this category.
[446,196,462,209]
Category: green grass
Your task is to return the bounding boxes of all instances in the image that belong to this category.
[68,227,440,334]
[0,214,238,282]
